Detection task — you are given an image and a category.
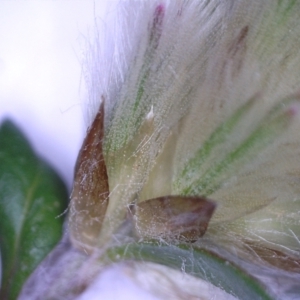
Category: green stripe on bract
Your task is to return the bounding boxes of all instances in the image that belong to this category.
[104,6,164,154]
[277,0,298,20]
[177,96,298,197]
[104,67,150,154]
[174,97,256,192]
[196,112,289,196]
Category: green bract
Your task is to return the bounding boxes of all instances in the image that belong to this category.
[106,242,274,300]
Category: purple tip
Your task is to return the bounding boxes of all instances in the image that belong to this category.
[149,4,165,49]
[153,4,165,28]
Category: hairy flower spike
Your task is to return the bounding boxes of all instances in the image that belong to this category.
[65,0,300,298]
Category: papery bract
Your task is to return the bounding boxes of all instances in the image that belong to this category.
[67,0,300,298]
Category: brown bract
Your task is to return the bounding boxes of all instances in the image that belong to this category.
[131,196,216,242]
[68,99,109,253]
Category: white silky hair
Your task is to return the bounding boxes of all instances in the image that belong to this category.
[84,0,296,128]
[80,0,300,242]
[25,1,300,299]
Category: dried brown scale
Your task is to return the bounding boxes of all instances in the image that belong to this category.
[131,196,216,242]
[68,99,109,253]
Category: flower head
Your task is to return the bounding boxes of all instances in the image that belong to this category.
[68,0,300,297]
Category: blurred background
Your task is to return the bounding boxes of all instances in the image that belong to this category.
[0,1,110,189]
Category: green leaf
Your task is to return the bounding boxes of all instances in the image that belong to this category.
[0,120,68,300]
[106,242,274,300]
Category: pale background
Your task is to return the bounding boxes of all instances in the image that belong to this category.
[0,1,157,299]
[0,0,110,188]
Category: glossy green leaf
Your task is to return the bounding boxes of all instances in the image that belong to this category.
[0,120,68,300]
[106,242,274,300]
